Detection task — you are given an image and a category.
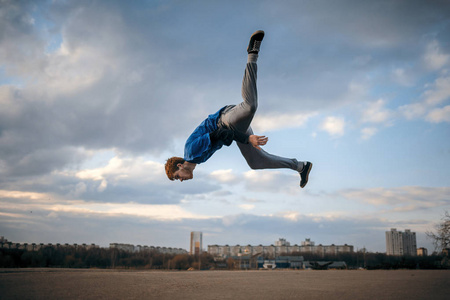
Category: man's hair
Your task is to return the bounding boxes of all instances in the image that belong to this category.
[165,157,185,180]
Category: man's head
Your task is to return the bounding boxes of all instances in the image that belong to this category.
[165,157,193,182]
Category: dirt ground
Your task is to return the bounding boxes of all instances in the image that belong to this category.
[0,268,449,300]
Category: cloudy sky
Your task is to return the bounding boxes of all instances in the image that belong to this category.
[1,0,449,253]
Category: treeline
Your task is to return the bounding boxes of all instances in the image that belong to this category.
[287,251,450,270]
[1,247,448,269]
[0,247,215,270]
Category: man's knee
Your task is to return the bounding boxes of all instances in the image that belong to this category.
[242,100,257,114]
[249,102,257,114]
[241,92,258,113]
[246,159,262,170]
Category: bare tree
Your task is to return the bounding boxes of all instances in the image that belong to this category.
[426,211,450,252]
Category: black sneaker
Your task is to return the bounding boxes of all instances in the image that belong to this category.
[247,30,265,54]
[299,162,313,188]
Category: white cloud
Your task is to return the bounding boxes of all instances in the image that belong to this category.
[222,214,242,227]
[72,182,87,197]
[244,170,281,190]
[277,211,301,222]
[399,75,450,122]
[361,127,378,140]
[243,170,299,194]
[361,99,393,124]
[320,116,345,137]
[50,202,211,221]
[0,189,213,221]
[399,102,427,120]
[0,190,49,201]
[424,40,450,71]
[426,105,450,123]
[391,68,413,86]
[244,170,275,184]
[209,169,239,184]
[358,99,393,140]
[423,75,450,106]
[75,155,164,185]
[38,42,113,98]
[340,80,370,105]
[340,186,450,211]
[0,86,21,116]
[97,179,108,192]
[251,112,317,132]
[238,204,255,210]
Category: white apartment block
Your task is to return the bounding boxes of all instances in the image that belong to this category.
[386,228,417,256]
[208,238,354,258]
[0,240,99,251]
[0,236,188,254]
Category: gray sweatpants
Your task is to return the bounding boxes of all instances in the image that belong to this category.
[218,57,299,171]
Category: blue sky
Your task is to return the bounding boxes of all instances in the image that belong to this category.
[1,0,449,253]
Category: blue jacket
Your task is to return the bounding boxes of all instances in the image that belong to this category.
[184,106,228,164]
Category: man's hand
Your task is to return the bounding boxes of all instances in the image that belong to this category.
[249,135,268,150]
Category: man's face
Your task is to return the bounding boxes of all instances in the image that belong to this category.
[173,164,193,182]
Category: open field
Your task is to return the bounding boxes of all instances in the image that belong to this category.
[0,269,449,299]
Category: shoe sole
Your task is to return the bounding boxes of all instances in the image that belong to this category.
[300,162,313,188]
[251,30,265,38]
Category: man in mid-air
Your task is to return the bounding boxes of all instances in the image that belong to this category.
[165,30,313,188]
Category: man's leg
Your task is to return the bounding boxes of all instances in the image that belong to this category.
[219,56,258,132]
[220,31,302,171]
[221,30,313,187]
[219,30,264,132]
[237,127,313,188]
[237,127,300,170]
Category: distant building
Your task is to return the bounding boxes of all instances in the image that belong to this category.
[109,243,187,254]
[417,247,428,256]
[275,238,290,247]
[0,237,99,251]
[190,231,203,255]
[258,256,304,269]
[222,255,304,270]
[208,238,353,259]
[0,236,187,254]
[386,228,417,256]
